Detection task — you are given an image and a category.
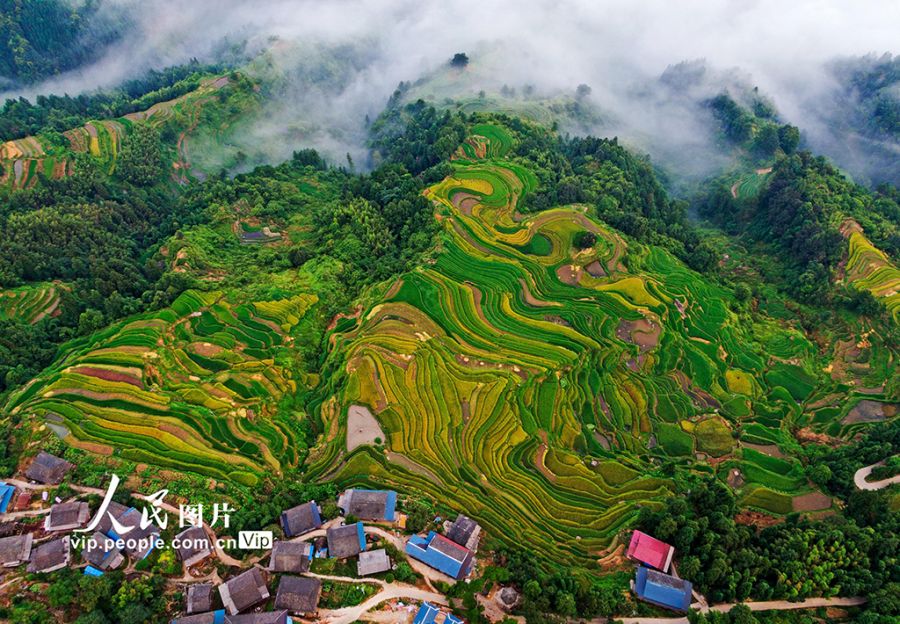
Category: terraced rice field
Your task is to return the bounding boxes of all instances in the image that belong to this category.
[306,124,876,562]
[0,75,234,191]
[6,290,317,484]
[730,167,772,200]
[842,220,900,323]
[0,135,73,190]
[0,283,63,324]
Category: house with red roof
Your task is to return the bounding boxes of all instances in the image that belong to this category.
[626,530,674,572]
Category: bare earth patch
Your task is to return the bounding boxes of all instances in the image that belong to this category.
[534,432,556,483]
[735,509,781,528]
[843,399,891,424]
[190,342,223,357]
[615,317,661,352]
[792,491,832,512]
[585,260,606,277]
[451,192,480,216]
[347,404,385,452]
[555,264,583,286]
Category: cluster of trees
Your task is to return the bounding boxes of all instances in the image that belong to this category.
[638,475,897,618]
[0,61,224,139]
[0,568,169,624]
[177,148,440,323]
[830,54,899,142]
[488,548,628,622]
[227,477,338,535]
[701,151,900,304]
[804,420,899,499]
[369,98,467,177]
[0,0,125,87]
[707,93,800,159]
[832,54,900,183]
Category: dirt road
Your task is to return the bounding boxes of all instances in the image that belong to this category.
[320,584,447,624]
[854,461,900,491]
[614,596,866,624]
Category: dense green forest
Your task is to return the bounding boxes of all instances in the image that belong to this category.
[0,0,126,87]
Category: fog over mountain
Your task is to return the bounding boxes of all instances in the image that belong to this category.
[3,0,898,182]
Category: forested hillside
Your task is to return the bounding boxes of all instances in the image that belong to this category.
[0,0,126,87]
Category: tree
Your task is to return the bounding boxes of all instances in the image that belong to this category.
[778,124,801,154]
[450,53,469,68]
[116,123,164,186]
[573,231,596,249]
[752,124,780,157]
[728,604,758,624]
[734,283,752,304]
[403,498,434,533]
[555,592,577,616]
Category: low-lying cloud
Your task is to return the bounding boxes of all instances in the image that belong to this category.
[3,0,898,183]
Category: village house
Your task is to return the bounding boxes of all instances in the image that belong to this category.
[0,533,33,567]
[24,452,73,485]
[218,567,270,615]
[626,530,675,572]
[109,507,161,561]
[279,500,322,537]
[326,522,366,558]
[224,612,291,624]
[0,481,17,513]
[357,547,391,576]
[405,531,474,580]
[632,566,693,612]
[337,489,397,522]
[175,610,293,624]
[268,540,312,573]
[445,514,481,551]
[44,501,90,532]
[274,575,321,616]
[412,601,465,624]
[175,526,214,568]
[81,531,124,571]
[27,537,70,573]
[95,501,130,534]
[171,611,223,624]
[185,582,215,615]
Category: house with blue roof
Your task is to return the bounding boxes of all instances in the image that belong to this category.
[411,602,463,624]
[632,566,692,612]
[405,531,474,580]
[0,482,16,513]
[326,522,366,559]
[412,602,440,624]
[280,501,322,538]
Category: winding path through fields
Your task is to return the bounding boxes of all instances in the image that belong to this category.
[613,596,866,624]
[854,461,900,491]
[309,571,446,624]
